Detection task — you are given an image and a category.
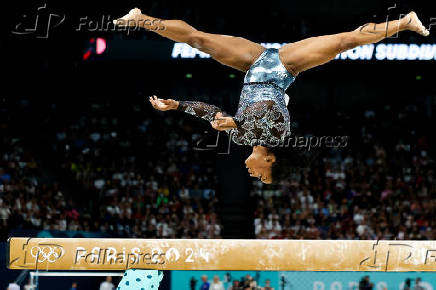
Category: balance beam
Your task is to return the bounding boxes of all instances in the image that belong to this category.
[7,238,436,271]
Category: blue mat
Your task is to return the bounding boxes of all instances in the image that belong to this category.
[116,269,163,289]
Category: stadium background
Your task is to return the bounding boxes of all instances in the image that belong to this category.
[1,0,436,289]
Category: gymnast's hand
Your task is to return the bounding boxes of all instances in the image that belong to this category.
[149,95,179,111]
[211,112,237,131]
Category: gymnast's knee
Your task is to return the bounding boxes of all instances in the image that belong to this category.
[187,31,207,49]
[339,32,360,52]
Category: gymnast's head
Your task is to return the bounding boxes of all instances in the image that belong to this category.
[245,145,275,184]
[245,145,305,184]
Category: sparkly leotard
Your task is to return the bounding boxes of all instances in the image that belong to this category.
[177,48,296,147]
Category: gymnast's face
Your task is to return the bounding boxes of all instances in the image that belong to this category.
[245,146,276,184]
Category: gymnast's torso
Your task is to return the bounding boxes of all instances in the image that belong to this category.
[243,47,295,92]
[177,48,296,147]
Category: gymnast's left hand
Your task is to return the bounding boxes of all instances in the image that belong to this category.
[211,112,237,131]
[149,95,179,111]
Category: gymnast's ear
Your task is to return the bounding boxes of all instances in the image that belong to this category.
[265,153,276,163]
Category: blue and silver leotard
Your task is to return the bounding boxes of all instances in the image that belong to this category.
[177,48,296,147]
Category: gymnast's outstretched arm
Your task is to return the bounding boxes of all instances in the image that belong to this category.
[148,96,237,131]
[114,9,265,72]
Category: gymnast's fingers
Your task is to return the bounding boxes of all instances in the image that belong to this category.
[149,97,160,110]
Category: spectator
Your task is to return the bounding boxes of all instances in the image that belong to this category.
[200,275,210,290]
[262,279,274,290]
[210,275,225,290]
[358,276,373,290]
[70,282,78,290]
[23,279,33,290]
[413,278,424,290]
[99,276,115,290]
[242,275,253,288]
[228,280,241,290]
[190,277,198,290]
[7,283,20,290]
[403,278,411,290]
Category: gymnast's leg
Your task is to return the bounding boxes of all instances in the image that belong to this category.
[114,8,265,72]
[279,12,430,75]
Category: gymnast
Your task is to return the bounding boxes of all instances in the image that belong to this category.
[114,9,429,184]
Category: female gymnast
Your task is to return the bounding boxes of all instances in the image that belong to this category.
[114,9,429,184]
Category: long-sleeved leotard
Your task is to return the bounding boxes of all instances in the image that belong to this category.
[177,48,295,147]
[177,101,221,123]
[177,98,290,147]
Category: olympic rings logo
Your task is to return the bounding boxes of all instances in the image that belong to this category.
[29,244,64,263]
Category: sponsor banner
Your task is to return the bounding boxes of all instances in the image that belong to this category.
[170,42,436,61]
[98,40,436,61]
[7,238,436,271]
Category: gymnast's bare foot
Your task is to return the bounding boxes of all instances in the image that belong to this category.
[113,8,145,27]
[404,11,430,36]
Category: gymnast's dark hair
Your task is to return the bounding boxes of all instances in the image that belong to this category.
[268,143,310,185]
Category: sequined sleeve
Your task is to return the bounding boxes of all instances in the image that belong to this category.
[177,101,222,122]
[232,100,290,147]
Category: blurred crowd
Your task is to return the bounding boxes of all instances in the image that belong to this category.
[253,103,435,240]
[0,98,223,239]
[0,132,51,237]
[194,274,274,290]
[50,100,222,239]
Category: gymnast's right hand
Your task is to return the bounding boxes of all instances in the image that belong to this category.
[149,95,179,111]
[211,112,237,131]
